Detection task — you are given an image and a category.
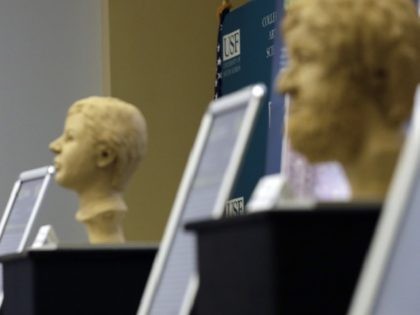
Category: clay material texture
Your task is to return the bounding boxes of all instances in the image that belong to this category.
[50,96,147,244]
[278,0,420,200]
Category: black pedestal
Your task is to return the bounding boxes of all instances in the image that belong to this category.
[0,245,156,315]
[187,203,380,315]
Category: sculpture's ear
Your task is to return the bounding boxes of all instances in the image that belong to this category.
[96,144,116,168]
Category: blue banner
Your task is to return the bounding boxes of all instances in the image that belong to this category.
[220,0,278,203]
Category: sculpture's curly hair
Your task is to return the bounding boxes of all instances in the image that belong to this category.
[282,0,420,125]
[69,96,147,190]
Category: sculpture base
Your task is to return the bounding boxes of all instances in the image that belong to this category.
[0,245,156,315]
[187,203,380,315]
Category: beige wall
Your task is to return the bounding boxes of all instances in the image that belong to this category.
[109,0,248,241]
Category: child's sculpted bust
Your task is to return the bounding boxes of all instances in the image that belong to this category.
[50,96,147,244]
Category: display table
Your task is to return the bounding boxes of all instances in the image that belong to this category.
[187,203,380,315]
[0,245,156,315]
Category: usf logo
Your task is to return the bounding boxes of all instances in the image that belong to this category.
[223,29,241,61]
[224,197,245,217]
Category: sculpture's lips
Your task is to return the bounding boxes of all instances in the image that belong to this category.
[53,161,61,172]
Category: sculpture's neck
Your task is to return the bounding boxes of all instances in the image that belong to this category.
[345,123,404,201]
[76,189,127,244]
[82,210,126,244]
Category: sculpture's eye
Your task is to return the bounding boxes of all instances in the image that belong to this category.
[64,132,74,142]
[290,43,317,65]
[295,50,315,64]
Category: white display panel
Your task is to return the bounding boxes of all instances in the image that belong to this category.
[0,178,45,254]
[348,87,420,315]
[138,84,266,315]
[0,165,54,307]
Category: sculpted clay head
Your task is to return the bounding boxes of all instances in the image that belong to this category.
[50,96,147,243]
[278,0,420,200]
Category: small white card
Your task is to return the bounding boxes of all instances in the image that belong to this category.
[247,174,289,212]
[247,174,316,212]
[32,225,59,249]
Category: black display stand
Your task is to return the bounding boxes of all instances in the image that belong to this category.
[0,246,156,315]
[187,203,380,315]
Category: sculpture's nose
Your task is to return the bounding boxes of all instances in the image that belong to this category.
[49,137,62,154]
